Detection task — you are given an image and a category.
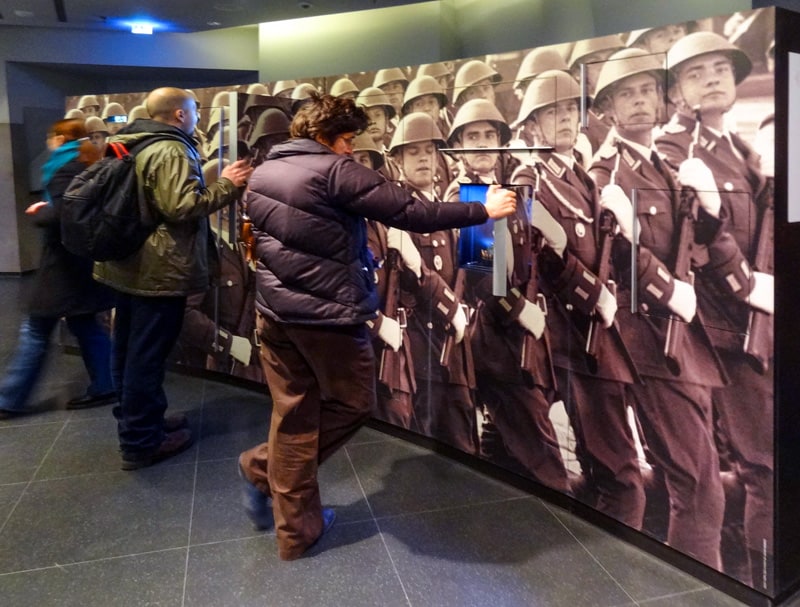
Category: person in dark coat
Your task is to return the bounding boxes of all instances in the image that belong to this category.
[0,118,116,419]
[237,93,518,561]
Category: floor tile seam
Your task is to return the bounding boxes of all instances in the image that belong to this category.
[0,418,70,535]
[20,461,198,484]
[636,587,742,605]
[541,500,641,605]
[0,545,188,577]
[344,445,413,606]
[180,387,205,607]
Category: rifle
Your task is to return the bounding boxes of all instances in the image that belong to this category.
[440,267,468,368]
[743,177,774,375]
[663,110,702,376]
[585,209,617,373]
[378,249,406,390]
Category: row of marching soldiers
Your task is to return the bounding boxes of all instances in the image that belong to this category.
[363,30,774,589]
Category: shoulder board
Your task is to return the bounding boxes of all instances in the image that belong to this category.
[621,147,640,170]
[545,157,565,178]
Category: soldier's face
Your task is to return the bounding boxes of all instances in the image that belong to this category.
[675,52,737,117]
[365,107,388,143]
[380,81,405,113]
[396,141,436,189]
[409,94,442,121]
[607,73,662,135]
[460,80,496,106]
[532,99,579,153]
[352,150,375,169]
[82,105,100,117]
[89,132,108,149]
[458,121,500,175]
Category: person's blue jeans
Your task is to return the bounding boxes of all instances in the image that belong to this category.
[0,313,113,412]
[111,293,186,454]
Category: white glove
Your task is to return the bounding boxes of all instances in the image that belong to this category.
[229,335,253,365]
[386,227,422,278]
[451,305,467,344]
[678,158,721,218]
[531,199,567,257]
[667,278,697,323]
[517,299,545,339]
[594,284,617,328]
[377,314,403,351]
[25,201,48,215]
[600,185,635,242]
[504,225,515,280]
[748,271,774,315]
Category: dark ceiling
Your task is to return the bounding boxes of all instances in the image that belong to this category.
[0,0,431,33]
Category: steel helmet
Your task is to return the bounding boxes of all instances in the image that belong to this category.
[247,107,291,148]
[515,47,569,91]
[388,112,445,155]
[417,62,451,80]
[666,31,752,85]
[77,94,99,110]
[84,116,108,134]
[593,48,666,105]
[272,80,298,96]
[101,102,126,119]
[64,108,85,120]
[447,99,511,147]
[330,77,359,98]
[202,157,229,187]
[128,105,150,122]
[356,86,397,119]
[373,67,409,89]
[453,60,501,104]
[401,76,448,116]
[568,34,625,69]
[290,83,319,113]
[351,132,385,170]
[246,83,271,96]
[512,69,584,129]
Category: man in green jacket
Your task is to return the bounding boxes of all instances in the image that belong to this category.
[93,87,252,470]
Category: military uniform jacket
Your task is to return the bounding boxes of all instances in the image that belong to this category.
[512,155,639,384]
[656,113,770,352]
[391,185,472,387]
[590,133,726,386]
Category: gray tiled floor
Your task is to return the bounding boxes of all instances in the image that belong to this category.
[0,275,789,607]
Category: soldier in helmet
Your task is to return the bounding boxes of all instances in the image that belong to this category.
[85,116,109,153]
[589,47,732,569]
[356,86,399,181]
[128,104,150,123]
[77,94,101,117]
[510,68,645,522]
[329,77,360,100]
[655,31,774,587]
[271,80,297,99]
[627,23,690,54]
[290,82,320,114]
[386,112,478,453]
[64,108,85,121]
[351,132,417,429]
[442,96,570,491]
[568,35,626,153]
[443,98,517,199]
[101,102,128,136]
[373,67,409,118]
[247,107,291,167]
[452,59,502,108]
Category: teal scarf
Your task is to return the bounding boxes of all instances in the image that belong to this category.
[41,140,81,203]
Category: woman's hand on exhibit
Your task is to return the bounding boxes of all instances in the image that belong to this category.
[483,184,517,219]
[221,159,254,188]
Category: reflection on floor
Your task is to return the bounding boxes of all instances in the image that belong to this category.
[0,275,782,606]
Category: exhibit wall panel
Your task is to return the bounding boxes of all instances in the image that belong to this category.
[66,5,782,602]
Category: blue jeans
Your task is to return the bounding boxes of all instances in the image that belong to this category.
[111,293,186,454]
[0,314,113,412]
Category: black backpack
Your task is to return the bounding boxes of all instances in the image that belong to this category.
[61,136,174,261]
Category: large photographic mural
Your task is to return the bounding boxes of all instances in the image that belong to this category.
[66,6,775,593]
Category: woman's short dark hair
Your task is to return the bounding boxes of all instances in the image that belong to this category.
[290,92,368,145]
